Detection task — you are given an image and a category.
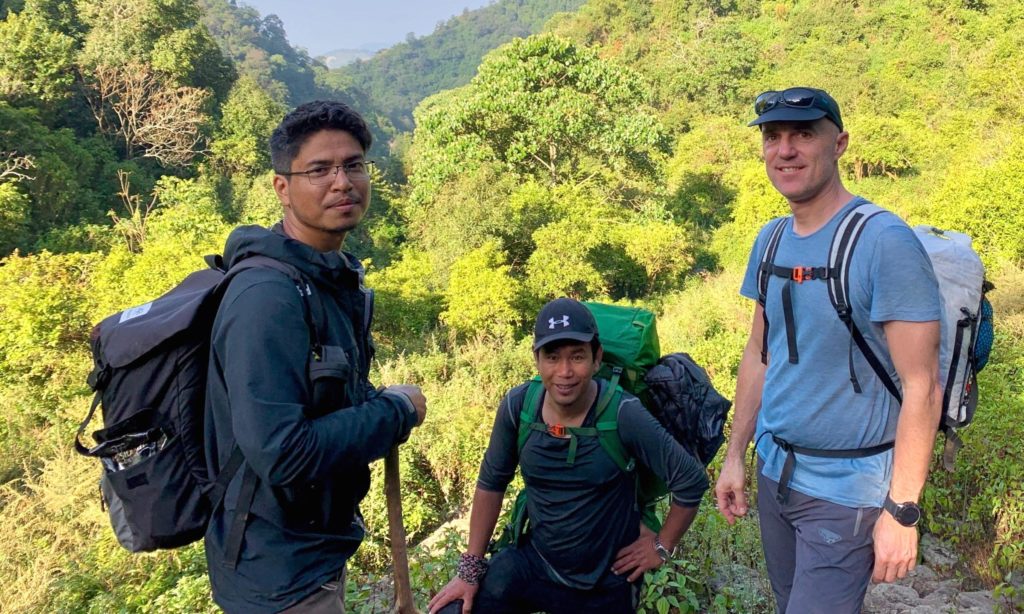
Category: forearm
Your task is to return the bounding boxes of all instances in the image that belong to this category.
[236,392,415,486]
[659,502,699,550]
[466,487,505,556]
[889,377,941,501]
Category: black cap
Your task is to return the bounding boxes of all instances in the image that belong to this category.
[533,298,598,351]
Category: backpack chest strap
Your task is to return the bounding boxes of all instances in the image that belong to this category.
[759,263,840,364]
[526,420,621,466]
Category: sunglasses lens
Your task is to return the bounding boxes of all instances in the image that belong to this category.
[781,88,818,108]
[754,91,779,115]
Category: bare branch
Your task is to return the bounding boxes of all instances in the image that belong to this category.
[0,152,36,183]
[84,62,210,167]
[109,170,159,253]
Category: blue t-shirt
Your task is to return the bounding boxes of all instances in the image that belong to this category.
[740,197,940,508]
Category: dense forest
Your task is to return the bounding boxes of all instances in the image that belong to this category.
[335,0,586,133]
[0,0,1022,612]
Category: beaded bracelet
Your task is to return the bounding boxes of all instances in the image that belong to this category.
[457,552,489,585]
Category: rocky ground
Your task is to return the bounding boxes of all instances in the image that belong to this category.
[861,534,1011,614]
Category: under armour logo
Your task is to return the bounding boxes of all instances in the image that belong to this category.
[548,315,570,329]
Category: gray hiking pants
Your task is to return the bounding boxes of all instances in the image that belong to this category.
[757,465,881,613]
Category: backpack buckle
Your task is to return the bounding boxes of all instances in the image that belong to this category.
[791,267,814,283]
[548,424,566,437]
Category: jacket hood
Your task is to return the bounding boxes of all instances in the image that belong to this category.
[223,224,365,286]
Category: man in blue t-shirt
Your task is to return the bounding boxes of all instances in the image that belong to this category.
[714,87,942,613]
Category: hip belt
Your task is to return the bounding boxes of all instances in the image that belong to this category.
[764,433,894,504]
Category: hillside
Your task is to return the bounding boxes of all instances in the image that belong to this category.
[336,0,587,131]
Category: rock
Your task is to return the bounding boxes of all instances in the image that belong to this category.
[863,583,922,612]
[906,605,954,614]
[956,590,997,612]
[919,534,958,569]
[918,581,958,606]
[906,565,941,596]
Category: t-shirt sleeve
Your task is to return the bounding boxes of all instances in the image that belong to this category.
[616,398,709,506]
[476,390,521,493]
[865,225,942,323]
[740,222,776,301]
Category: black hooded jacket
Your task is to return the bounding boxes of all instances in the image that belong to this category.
[203,224,418,613]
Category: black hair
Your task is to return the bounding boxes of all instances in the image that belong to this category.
[270,100,373,173]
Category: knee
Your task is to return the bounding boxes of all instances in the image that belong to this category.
[476,548,527,603]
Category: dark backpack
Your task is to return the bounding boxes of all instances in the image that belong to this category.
[490,303,731,552]
[757,203,992,482]
[74,255,320,555]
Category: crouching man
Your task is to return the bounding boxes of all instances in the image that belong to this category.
[429,298,709,614]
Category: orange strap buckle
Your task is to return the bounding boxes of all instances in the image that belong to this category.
[548,424,566,437]
[791,267,813,283]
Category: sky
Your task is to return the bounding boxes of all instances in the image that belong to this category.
[240,0,496,57]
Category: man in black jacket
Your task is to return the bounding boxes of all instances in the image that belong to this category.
[204,101,427,613]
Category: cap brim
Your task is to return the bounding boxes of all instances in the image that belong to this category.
[748,107,827,127]
[533,331,595,352]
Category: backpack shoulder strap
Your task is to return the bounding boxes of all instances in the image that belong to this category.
[825,203,886,316]
[517,377,544,453]
[224,255,325,352]
[757,217,790,363]
[593,383,631,473]
[758,216,790,304]
[825,203,903,404]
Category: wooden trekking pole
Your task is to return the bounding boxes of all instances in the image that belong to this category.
[385,446,421,614]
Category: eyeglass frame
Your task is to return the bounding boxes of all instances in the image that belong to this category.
[751,87,843,131]
[276,159,376,185]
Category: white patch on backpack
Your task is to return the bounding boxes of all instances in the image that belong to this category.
[818,528,842,545]
[119,302,152,324]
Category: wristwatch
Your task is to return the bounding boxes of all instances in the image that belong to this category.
[653,537,671,563]
[883,494,923,527]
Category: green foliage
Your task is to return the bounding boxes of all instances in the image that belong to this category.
[918,127,1024,268]
[236,169,280,226]
[209,75,286,176]
[410,33,668,207]
[0,250,98,395]
[78,0,234,98]
[442,240,526,341]
[0,102,124,252]
[197,0,320,104]
[843,114,922,180]
[0,181,29,253]
[0,8,77,108]
[91,176,229,317]
[366,248,443,356]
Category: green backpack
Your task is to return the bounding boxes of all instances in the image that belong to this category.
[489,303,664,553]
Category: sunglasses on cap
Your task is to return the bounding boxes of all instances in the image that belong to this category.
[752,87,844,131]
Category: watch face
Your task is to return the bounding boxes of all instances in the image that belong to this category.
[896,503,922,527]
[654,543,670,562]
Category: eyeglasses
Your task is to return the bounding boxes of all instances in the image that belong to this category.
[278,160,376,185]
[753,88,843,130]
